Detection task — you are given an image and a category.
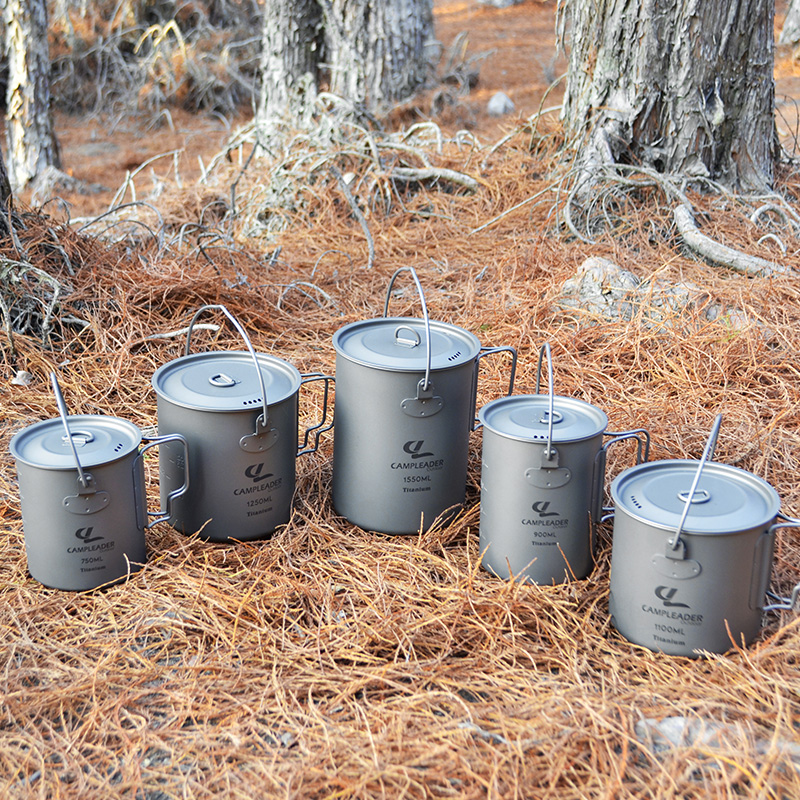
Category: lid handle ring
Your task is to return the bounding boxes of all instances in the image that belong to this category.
[185,304,270,430]
[669,413,723,555]
[534,342,556,460]
[50,372,92,491]
[383,267,433,392]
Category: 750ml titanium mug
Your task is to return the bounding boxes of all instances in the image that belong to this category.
[609,414,800,656]
[332,266,517,535]
[9,373,188,591]
[478,343,650,584]
[151,304,332,542]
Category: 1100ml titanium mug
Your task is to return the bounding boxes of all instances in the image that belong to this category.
[609,414,800,656]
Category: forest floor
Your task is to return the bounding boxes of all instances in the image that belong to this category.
[2,1,800,798]
[34,0,800,220]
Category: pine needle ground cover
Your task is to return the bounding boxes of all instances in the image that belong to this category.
[2,3,800,798]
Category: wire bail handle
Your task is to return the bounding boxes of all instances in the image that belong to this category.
[534,342,557,461]
[185,304,270,433]
[51,371,92,491]
[669,413,723,555]
[384,266,433,397]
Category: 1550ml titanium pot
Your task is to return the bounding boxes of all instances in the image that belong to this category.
[609,415,800,657]
[10,373,188,591]
[478,343,649,584]
[332,267,517,535]
[151,305,332,542]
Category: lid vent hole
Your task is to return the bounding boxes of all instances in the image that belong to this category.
[629,494,642,509]
[447,350,462,362]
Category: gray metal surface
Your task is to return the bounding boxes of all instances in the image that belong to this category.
[608,459,781,656]
[478,394,608,583]
[331,346,478,535]
[152,351,302,541]
[10,415,148,591]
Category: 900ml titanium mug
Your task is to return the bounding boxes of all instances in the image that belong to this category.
[151,304,332,542]
[331,267,517,535]
[10,373,188,591]
[478,343,649,584]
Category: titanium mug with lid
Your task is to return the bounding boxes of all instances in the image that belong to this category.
[608,414,800,657]
[151,304,332,542]
[9,373,188,591]
[478,343,650,584]
[332,266,517,535]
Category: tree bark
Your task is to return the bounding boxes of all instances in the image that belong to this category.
[256,0,433,144]
[560,0,778,192]
[780,0,800,44]
[256,0,323,141]
[2,0,62,191]
[323,0,433,113]
[0,146,12,236]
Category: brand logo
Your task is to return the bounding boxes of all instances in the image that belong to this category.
[531,501,559,518]
[75,527,104,543]
[655,586,690,608]
[245,463,274,483]
[403,440,434,459]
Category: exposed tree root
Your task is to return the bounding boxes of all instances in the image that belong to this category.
[673,203,792,277]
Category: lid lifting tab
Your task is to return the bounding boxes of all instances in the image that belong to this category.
[524,343,571,488]
[51,372,111,514]
[650,414,722,580]
[384,267,444,418]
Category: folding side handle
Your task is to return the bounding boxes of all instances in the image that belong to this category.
[298,373,334,456]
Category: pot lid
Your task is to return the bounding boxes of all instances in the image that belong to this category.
[151,351,301,412]
[10,414,142,469]
[333,317,481,371]
[611,460,780,535]
[478,394,608,443]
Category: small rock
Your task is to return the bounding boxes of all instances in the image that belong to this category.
[10,370,33,387]
[487,92,515,117]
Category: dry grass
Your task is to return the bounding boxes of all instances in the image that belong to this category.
[2,120,800,799]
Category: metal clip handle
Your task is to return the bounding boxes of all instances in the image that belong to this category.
[669,413,722,556]
[185,304,270,433]
[297,373,334,456]
[50,371,92,491]
[534,342,556,459]
[472,345,518,431]
[136,434,190,527]
[763,514,800,612]
[591,428,651,522]
[383,267,433,393]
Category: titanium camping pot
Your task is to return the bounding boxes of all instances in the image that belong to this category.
[151,304,332,542]
[478,343,650,584]
[332,266,517,535]
[609,414,800,657]
[9,373,188,591]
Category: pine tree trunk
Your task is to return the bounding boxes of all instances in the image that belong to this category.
[560,0,778,192]
[0,146,12,232]
[324,0,433,113]
[3,0,61,191]
[256,0,433,143]
[256,0,323,140]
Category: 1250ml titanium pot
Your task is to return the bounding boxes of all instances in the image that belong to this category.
[151,305,332,542]
[478,343,649,584]
[332,267,517,535]
[9,374,188,591]
[609,415,800,657]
